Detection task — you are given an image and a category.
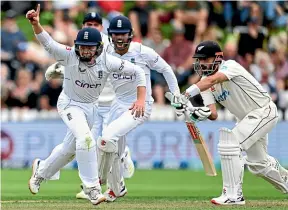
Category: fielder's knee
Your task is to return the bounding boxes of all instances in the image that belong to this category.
[76,133,96,150]
[97,136,118,153]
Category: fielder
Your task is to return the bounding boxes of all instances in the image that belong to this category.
[97,15,180,202]
[48,15,180,202]
[45,13,135,200]
[170,40,288,205]
[75,13,136,182]
[26,5,146,206]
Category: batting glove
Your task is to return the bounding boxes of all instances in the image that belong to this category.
[189,106,211,122]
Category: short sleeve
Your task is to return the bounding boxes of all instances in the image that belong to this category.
[218,60,241,80]
[201,89,216,106]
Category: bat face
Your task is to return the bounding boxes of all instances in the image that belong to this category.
[164,91,217,176]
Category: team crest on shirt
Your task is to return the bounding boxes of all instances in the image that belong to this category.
[210,86,216,92]
[130,58,135,64]
[98,71,103,79]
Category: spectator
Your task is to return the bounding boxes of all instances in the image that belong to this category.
[259,1,288,28]
[128,0,153,41]
[277,76,288,112]
[1,63,13,108]
[97,0,124,14]
[10,42,42,80]
[270,47,288,81]
[142,28,170,55]
[250,50,278,103]
[223,41,241,63]
[1,10,26,64]
[5,69,38,109]
[174,1,208,43]
[236,17,267,58]
[162,23,193,87]
[39,79,62,110]
[207,1,227,28]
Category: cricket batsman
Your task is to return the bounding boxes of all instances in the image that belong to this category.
[169,40,288,205]
[26,4,146,206]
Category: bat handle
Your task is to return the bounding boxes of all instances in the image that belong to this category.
[184,110,198,123]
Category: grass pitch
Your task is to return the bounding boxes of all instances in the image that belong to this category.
[1,169,287,209]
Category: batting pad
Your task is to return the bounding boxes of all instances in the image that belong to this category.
[218,128,244,198]
[245,156,288,193]
[108,155,122,196]
[97,136,118,185]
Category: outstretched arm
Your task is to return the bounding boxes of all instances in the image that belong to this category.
[26,4,72,65]
[26,4,43,34]
[143,46,180,95]
[185,72,228,98]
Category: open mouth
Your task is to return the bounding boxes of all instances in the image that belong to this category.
[116,40,125,48]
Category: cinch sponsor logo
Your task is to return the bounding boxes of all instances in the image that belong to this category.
[216,90,230,102]
[112,73,133,80]
[75,80,101,88]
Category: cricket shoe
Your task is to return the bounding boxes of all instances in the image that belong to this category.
[76,184,89,200]
[104,185,127,202]
[28,158,44,194]
[122,146,135,179]
[211,188,245,205]
[83,185,106,205]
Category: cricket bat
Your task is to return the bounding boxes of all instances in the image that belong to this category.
[165,92,217,176]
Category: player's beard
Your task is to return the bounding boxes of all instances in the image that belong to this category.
[79,49,97,66]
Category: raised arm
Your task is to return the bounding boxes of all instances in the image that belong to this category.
[143,46,180,95]
[26,4,72,65]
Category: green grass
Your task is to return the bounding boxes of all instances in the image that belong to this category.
[1,169,288,209]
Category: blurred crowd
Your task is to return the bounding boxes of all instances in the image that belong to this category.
[1,1,288,120]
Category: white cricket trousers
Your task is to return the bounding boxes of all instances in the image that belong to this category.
[93,105,111,138]
[38,91,100,188]
[100,100,153,157]
[233,101,278,161]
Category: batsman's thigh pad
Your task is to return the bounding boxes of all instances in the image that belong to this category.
[245,155,288,193]
[218,128,244,197]
[232,102,278,150]
[97,136,117,184]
